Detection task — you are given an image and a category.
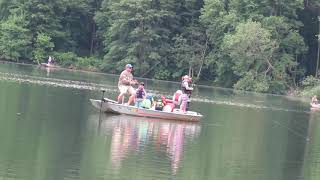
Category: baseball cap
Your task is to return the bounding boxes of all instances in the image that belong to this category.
[182,75,190,80]
[126,64,133,68]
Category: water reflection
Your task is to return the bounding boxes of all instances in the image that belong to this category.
[89,114,201,175]
[300,110,320,180]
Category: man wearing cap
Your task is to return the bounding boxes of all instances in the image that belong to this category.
[180,75,193,112]
[117,64,138,104]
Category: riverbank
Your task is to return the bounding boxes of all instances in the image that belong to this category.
[298,86,320,98]
[1,60,315,99]
[0,60,212,87]
[295,76,320,98]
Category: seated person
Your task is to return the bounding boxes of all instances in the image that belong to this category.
[172,90,182,106]
[154,97,165,111]
[135,82,146,108]
[140,95,153,109]
[163,102,175,112]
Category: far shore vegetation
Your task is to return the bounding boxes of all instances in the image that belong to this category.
[1,0,320,97]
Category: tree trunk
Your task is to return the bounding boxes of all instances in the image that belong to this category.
[293,54,297,87]
[90,23,96,55]
[196,38,208,80]
[317,15,320,77]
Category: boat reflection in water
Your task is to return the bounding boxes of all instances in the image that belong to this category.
[89,113,201,175]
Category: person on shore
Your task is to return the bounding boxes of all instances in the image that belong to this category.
[48,56,53,65]
[117,64,137,105]
[311,95,319,105]
[135,82,146,108]
[180,75,193,112]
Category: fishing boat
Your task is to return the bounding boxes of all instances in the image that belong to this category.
[40,63,60,68]
[90,98,203,122]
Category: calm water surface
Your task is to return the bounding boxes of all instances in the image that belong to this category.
[0,63,319,180]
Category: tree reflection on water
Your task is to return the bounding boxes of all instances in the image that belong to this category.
[93,114,201,175]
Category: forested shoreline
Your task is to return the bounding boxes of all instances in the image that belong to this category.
[1,0,320,94]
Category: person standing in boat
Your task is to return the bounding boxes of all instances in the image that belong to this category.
[180,75,193,112]
[117,64,138,105]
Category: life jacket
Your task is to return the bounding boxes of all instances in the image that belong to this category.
[141,99,152,109]
[155,100,164,111]
[136,89,145,99]
[140,95,153,109]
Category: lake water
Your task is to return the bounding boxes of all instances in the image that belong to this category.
[0,62,319,180]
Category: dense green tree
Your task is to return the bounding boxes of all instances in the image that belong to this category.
[21,0,65,41]
[171,0,207,81]
[200,0,240,86]
[0,0,319,94]
[222,21,278,92]
[0,0,17,20]
[94,0,111,56]
[172,27,207,81]
[201,0,307,92]
[98,0,179,76]
[33,33,54,64]
[0,13,31,61]
[0,0,103,61]
[60,0,102,55]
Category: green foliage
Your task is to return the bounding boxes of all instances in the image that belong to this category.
[222,20,279,92]
[60,0,102,54]
[223,21,276,76]
[233,72,269,92]
[53,52,79,67]
[154,67,171,80]
[172,36,193,77]
[201,0,308,93]
[298,76,320,97]
[98,0,177,75]
[22,0,65,38]
[0,0,318,95]
[52,51,100,71]
[0,0,17,20]
[33,33,54,64]
[301,76,320,88]
[75,56,100,71]
[0,14,31,61]
[172,22,208,80]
